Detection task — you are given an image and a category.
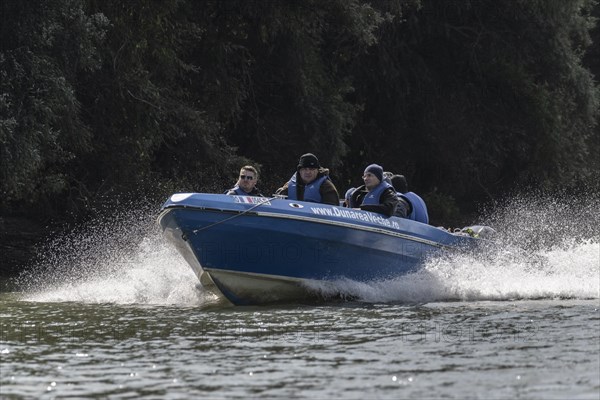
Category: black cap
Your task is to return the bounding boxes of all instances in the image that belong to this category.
[297,153,320,170]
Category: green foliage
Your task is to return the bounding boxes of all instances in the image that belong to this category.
[0,0,598,222]
[82,1,266,193]
[348,0,599,205]
[0,0,108,212]
[218,0,387,173]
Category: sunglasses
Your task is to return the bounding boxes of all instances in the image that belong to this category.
[240,175,255,181]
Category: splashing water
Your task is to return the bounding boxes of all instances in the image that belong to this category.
[15,191,600,306]
[334,238,598,303]
[16,203,216,306]
[336,190,600,303]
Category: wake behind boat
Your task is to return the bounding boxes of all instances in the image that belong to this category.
[158,193,490,305]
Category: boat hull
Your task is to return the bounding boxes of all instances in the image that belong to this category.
[158,193,473,305]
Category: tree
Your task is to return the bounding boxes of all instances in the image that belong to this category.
[0,0,108,213]
[349,0,599,208]
[213,0,387,186]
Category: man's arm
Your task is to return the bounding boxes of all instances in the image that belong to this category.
[360,188,399,217]
[320,180,340,205]
[394,195,411,218]
[275,183,289,196]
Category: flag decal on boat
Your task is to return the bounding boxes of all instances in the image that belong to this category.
[233,196,271,205]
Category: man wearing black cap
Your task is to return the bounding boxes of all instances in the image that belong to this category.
[347,163,409,217]
[276,153,340,205]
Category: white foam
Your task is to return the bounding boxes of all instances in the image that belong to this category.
[325,190,600,303]
[23,233,213,305]
[307,238,599,303]
[19,204,218,306]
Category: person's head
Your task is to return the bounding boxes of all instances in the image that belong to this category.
[297,153,320,184]
[344,187,355,206]
[391,174,408,193]
[383,171,393,184]
[363,163,383,191]
[344,187,354,202]
[237,165,258,192]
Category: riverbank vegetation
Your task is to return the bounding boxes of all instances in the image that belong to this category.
[1,0,599,272]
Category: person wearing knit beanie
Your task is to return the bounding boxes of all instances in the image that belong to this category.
[363,164,383,186]
[345,163,409,217]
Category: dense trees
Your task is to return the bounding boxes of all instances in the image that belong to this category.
[350,0,599,211]
[1,0,598,223]
[1,0,103,211]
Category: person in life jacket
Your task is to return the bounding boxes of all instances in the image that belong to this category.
[342,187,355,207]
[276,153,340,205]
[347,164,408,217]
[225,165,265,197]
[390,174,429,224]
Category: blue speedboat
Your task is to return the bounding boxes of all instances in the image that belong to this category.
[158,193,487,305]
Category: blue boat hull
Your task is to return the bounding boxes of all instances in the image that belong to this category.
[158,193,475,305]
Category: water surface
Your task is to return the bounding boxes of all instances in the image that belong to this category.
[2,296,598,399]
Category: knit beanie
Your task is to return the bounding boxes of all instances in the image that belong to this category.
[364,164,383,182]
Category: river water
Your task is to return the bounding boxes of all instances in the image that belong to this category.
[1,194,599,399]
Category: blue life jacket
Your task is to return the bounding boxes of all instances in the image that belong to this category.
[342,187,356,207]
[287,173,329,203]
[355,181,392,206]
[402,191,429,224]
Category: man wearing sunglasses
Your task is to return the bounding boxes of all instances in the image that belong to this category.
[276,153,340,205]
[226,165,264,197]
